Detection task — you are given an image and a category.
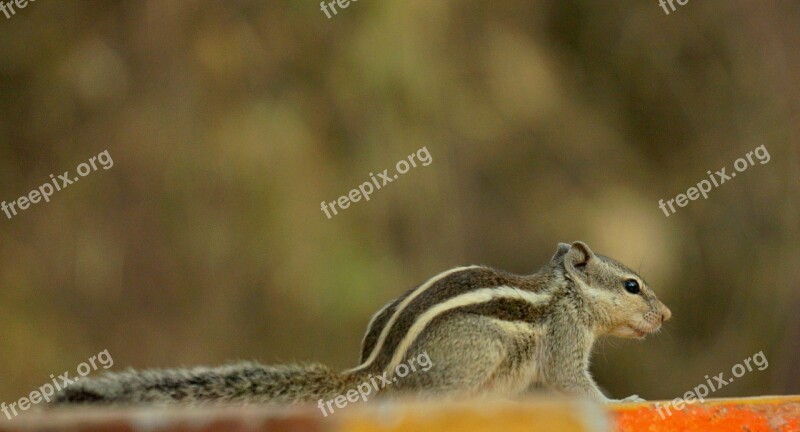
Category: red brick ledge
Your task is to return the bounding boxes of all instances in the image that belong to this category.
[2,396,798,432]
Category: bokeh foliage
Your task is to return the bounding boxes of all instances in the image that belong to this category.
[0,0,797,402]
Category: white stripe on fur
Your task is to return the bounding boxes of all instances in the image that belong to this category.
[347,265,483,372]
[385,286,551,372]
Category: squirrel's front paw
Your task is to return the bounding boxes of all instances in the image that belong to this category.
[615,394,646,403]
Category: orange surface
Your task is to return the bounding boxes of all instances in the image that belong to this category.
[612,396,800,432]
[338,399,605,432]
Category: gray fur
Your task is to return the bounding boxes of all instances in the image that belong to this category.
[53,362,361,406]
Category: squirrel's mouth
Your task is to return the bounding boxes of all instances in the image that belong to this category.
[612,322,660,339]
[627,325,656,338]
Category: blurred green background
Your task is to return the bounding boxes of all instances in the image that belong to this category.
[0,0,798,403]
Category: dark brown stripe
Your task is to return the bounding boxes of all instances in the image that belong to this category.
[453,297,552,324]
[370,268,540,372]
[360,298,399,363]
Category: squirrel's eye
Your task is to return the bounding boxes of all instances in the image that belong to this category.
[623,279,640,294]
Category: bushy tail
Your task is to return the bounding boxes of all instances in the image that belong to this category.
[52,362,361,406]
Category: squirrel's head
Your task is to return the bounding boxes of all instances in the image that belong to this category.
[552,241,671,339]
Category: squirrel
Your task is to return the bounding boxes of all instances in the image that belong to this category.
[52,241,670,406]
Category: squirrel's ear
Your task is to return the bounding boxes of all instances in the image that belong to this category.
[564,241,596,276]
[551,243,571,262]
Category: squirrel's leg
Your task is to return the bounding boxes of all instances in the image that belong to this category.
[545,366,645,403]
[541,325,618,403]
[551,369,612,402]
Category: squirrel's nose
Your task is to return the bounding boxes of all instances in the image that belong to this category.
[661,305,672,323]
